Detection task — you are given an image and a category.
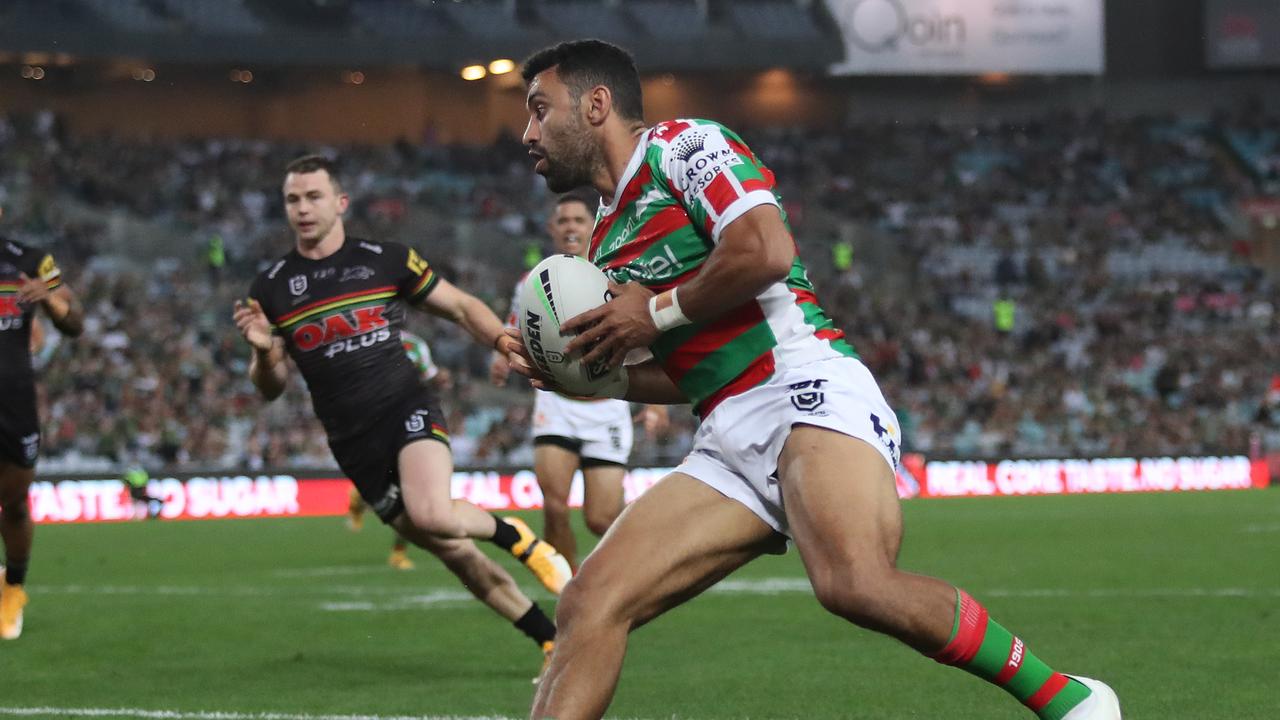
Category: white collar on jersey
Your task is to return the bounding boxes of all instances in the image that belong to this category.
[600,127,654,217]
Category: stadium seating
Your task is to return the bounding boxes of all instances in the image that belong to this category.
[3,107,1276,471]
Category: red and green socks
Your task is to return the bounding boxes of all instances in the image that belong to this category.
[931,589,1091,720]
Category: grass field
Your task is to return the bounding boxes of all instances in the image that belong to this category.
[5,488,1279,719]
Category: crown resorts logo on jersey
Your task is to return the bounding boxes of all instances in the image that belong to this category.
[670,128,743,206]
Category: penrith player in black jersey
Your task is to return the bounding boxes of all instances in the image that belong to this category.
[234,156,568,677]
[0,208,85,640]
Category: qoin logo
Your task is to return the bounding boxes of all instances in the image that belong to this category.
[839,0,965,54]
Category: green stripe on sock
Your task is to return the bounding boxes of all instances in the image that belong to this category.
[957,616,1089,719]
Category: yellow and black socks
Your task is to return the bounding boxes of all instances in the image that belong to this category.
[490,515,521,551]
[514,602,556,647]
[3,559,27,586]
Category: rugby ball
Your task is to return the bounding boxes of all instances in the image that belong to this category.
[517,254,621,395]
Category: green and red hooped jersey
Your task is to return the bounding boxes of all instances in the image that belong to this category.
[401,330,439,381]
[590,119,856,417]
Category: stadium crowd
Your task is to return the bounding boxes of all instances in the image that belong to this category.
[2,105,1277,471]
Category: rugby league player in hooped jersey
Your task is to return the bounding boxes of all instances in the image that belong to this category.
[234,156,570,674]
[504,40,1121,720]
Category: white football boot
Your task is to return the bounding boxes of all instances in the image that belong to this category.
[1061,675,1122,720]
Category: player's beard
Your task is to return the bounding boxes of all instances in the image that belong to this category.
[541,114,598,193]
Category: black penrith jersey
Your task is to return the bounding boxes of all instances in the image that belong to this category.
[0,238,63,394]
[249,238,441,442]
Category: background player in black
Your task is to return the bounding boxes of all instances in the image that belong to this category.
[232,156,569,674]
[0,206,85,640]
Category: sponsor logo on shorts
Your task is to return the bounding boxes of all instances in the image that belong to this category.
[788,379,827,413]
[21,432,39,462]
[288,274,308,296]
[371,484,401,518]
[870,413,901,469]
[608,425,623,451]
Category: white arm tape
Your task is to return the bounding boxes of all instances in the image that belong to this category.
[648,288,692,332]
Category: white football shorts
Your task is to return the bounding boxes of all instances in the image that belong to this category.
[532,391,633,466]
[676,356,901,536]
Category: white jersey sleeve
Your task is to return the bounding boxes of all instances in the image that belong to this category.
[505,272,529,329]
[656,120,780,242]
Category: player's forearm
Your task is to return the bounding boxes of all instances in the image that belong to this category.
[458,295,508,351]
[249,345,287,400]
[43,292,84,337]
[620,361,687,404]
[667,226,793,325]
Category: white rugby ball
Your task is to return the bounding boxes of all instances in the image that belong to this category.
[517,254,621,395]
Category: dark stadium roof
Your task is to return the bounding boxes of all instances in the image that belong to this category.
[0,0,843,70]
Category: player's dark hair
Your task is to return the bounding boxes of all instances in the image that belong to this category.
[284,154,342,192]
[557,189,598,212]
[521,39,644,122]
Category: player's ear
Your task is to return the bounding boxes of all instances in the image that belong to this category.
[586,85,611,127]
[337,192,350,213]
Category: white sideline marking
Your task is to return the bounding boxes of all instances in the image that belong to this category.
[712,577,811,594]
[273,566,392,578]
[1241,522,1280,533]
[319,590,477,612]
[31,578,1280,610]
[0,708,515,720]
[36,585,474,598]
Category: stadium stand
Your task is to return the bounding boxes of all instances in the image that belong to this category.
[161,0,266,35]
[2,102,1276,471]
[626,0,710,41]
[76,0,171,33]
[350,0,454,40]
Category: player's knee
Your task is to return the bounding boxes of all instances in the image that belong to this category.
[0,493,30,524]
[541,491,570,519]
[555,569,627,631]
[553,576,591,630]
[810,567,894,628]
[405,504,460,538]
[583,510,615,537]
